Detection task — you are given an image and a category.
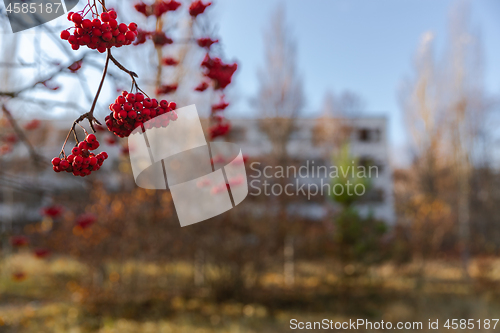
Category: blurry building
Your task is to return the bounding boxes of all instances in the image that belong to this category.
[226,117,395,224]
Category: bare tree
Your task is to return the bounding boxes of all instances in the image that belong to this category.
[399,3,492,279]
[254,5,305,287]
[256,5,304,159]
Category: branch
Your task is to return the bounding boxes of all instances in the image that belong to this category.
[108,52,149,96]
[87,49,111,122]
[0,54,90,98]
[1,104,45,166]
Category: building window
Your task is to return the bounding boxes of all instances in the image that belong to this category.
[359,156,383,173]
[358,128,381,143]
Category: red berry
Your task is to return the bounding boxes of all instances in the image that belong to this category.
[168,101,177,110]
[92,28,102,36]
[128,111,137,119]
[110,103,120,112]
[126,93,136,102]
[88,141,100,150]
[67,154,75,163]
[71,44,80,50]
[108,10,117,19]
[92,19,102,28]
[82,19,92,29]
[89,157,98,166]
[101,23,111,31]
[51,157,61,166]
[135,93,144,102]
[123,103,133,111]
[74,155,83,164]
[80,35,90,44]
[115,96,124,104]
[78,141,88,150]
[67,12,74,20]
[143,98,152,108]
[71,147,81,155]
[97,46,107,53]
[116,34,126,44]
[119,110,128,119]
[60,30,70,40]
[118,23,128,33]
[86,134,97,143]
[101,12,110,22]
[125,31,136,41]
[71,13,82,24]
[160,100,168,108]
[169,111,178,121]
[68,35,77,44]
[128,22,137,31]
[59,160,70,170]
[102,31,113,41]
[108,19,118,29]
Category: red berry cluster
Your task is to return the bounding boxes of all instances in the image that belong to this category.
[105,91,178,138]
[52,134,108,177]
[211,96,229,112]
[76,213,97,229]
[42,205,64,218]
[162,57,179,66]
[197,37,218,49]
[209,117,231,139]
[189,0,212,17]
[60,10,138,52]
[195,81,209,92]
[201,54,238,90]
[135,0,181,17]
[11,236,29,247]
[156,83,178,95]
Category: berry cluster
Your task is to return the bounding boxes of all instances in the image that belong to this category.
[189,0,211,17]
[60,10,138,52]
[52,134,108,177]
[105,91,178,138]
[201,54,238,90]
[42,205,64,218]
[211,96,229,112]
[156,83,178,95]
[209,117,230,139]
[135,0,181,17]
[197,37,218,49]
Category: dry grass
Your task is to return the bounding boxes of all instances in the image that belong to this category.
[1,254,500,332]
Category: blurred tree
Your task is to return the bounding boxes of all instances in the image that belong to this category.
[399,3,494,278]
[254,5,305,286]
[255,5,304,159]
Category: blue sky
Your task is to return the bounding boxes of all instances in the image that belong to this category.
[2,0,499,165]
[213,0,500,162]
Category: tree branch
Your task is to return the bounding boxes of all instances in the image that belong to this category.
[1,104,44,166]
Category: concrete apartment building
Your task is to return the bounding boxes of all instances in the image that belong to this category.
[227,117,395,224]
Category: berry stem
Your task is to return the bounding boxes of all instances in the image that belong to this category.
[87,48,111,131]
[108,53,149,98]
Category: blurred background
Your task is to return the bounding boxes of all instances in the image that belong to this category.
[0,0,500,332]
